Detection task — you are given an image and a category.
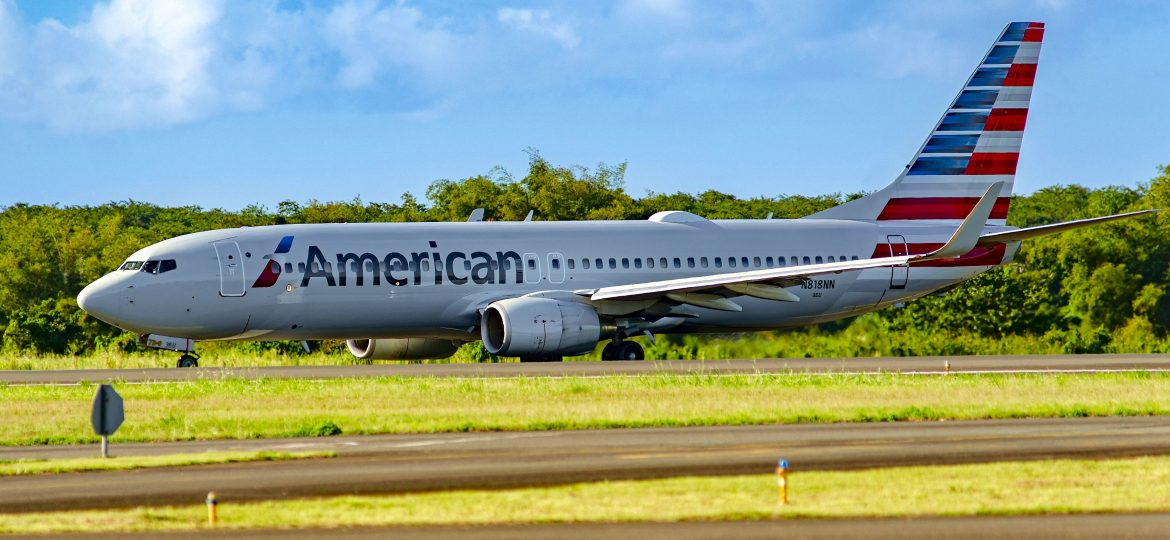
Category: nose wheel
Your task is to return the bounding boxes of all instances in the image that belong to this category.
[601,340,644,361]
[176,353,200,368]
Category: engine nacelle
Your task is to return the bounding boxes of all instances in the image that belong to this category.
[346,338,460,360]
[481,297,601,356]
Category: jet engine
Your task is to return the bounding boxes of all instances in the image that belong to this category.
[346,338,460,360]
[480,297,601,356]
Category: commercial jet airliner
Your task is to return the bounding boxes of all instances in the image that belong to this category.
[78,22,1154,367]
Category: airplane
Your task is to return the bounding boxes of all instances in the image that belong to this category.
[77,22,1155,367]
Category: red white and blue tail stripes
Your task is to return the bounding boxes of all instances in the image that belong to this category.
[884,22,1043,224]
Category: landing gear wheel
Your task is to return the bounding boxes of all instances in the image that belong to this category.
[176,354,199,368]
[616,341,645,361]
[600,342,616,361]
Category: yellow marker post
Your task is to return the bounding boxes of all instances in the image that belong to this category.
[776,458,789,505]
[206,491,218,525]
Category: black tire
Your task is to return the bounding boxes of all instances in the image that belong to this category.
[600,342,616,361]
[177,354,199,368]
[617,341,645,361]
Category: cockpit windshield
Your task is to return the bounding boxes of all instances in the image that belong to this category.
[119,259,177,274]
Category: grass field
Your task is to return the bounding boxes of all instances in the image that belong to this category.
[3,456,1169,533]
[0,450,333,476]
[2,372,1169,446]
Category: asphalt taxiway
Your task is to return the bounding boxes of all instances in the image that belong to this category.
[4,416,1170,513]
[3,353,1170,384]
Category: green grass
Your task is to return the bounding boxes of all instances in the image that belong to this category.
[2,372,1170,446]
[0,450,333,476]
[4,455,1170,533]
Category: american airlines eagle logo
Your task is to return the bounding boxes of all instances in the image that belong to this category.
[251,235,294,288]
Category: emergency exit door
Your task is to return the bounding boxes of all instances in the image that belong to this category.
[887,235,908,290]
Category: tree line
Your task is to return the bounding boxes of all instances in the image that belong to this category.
[2,150,1167,356]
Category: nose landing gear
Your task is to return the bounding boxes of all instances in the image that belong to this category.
[177,353,200,368]
[139,334,200,368]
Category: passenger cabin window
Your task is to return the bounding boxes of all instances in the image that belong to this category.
[815,256,823,264]
[622,258,630,269]
[608,258,617,269]
[741,257,750,267]
[714,257,723,268]
[583,258,591,269]
[647,258,655,268]
[672,257,681,268]
[552,259,561,270]
[659,257,668,268]
[527,259,536,269]
[634,258,642,269]
[728,258,737,268]
[686,257,695,268]
[595,258,603,269]
[766,256,774,267]
[753,256,762,267]
[790,256,798,266]
[802,256,811,265]
[700,257,709,268]
[566,259,574,270]
[828,256,836,263]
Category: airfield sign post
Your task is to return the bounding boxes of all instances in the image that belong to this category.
[91,384,124,458]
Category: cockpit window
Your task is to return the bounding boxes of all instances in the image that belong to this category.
[120,261,144,271]
[138,259,178,275]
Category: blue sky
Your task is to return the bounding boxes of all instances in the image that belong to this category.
[1,0,1168,210]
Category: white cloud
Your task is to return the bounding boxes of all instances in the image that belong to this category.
[324,0,461,90]
[498,7,580,48]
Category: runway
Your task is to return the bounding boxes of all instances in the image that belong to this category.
[3,353,1170,384]
[4,416,1170,513]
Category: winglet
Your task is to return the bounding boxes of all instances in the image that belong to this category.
[924,182,1003,260]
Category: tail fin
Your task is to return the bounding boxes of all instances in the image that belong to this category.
[808,21,1044,224]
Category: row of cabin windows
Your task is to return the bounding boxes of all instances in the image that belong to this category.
[289,255,861,275]
[566,255,860,271]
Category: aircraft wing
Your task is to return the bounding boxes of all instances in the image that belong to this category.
[583,183,1002,304]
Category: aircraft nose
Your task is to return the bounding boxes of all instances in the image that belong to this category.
[77,277,123,325]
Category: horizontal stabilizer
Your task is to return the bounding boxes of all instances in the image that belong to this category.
[977,209,1159,245]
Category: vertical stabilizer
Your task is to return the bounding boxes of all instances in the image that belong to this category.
[808,21,1044,224]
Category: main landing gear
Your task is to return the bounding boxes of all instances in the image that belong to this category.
[601,336,645,361]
